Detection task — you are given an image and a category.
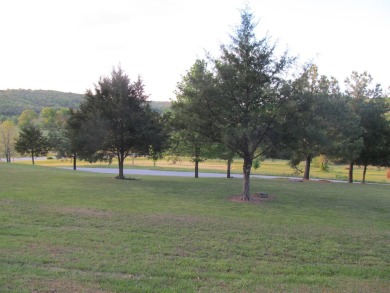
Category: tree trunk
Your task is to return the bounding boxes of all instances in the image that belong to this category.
[242,156,252,201]
[348,162,354,183]
[303,155,311,180]
[117,152,125,179]
[195,160,199,178]
[73,153,77,170]
[227,159,231,178]
[362,164,367,184]
[31,151,35,165]
[6,150,10,163]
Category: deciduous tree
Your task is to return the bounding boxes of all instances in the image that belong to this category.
[0,120,17,162]
[18,109,38,128]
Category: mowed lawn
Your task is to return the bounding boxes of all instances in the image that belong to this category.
[0,164,389,292]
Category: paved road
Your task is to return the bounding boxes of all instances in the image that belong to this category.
[61,167,350,183]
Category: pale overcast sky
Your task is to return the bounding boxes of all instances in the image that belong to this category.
[1,0,389,101]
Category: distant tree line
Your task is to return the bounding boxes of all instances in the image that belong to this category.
[1,7,389,200]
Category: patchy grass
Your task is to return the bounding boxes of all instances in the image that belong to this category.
[1,163,389,292]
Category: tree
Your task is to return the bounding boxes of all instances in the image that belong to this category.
[326,96,363,183]
[339,71,384,183]
[173,9,293,198]
[208,9,293,200]
[355,98,390,183]
[15,125,50,165]
[278,65,338,180]
[345,71,382,102]
[74,66,165,179]
[63,108,101,170]
[18,109,38,128]
[171,60,219,178]
[0,120,17,162]
[40,107,57,129]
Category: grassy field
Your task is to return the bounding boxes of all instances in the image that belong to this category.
[22,155,390,184]
[1,163,389,292]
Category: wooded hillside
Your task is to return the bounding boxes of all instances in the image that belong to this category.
[0,89,170,118]
[0,89,83,116]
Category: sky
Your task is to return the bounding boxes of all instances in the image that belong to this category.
[1,0,389,101]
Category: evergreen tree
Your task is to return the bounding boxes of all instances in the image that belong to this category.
[73,66,165,179]
[208,9,293,199]
[15,125,50,165]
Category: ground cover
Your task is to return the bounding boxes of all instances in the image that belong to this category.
[0,163,389,292]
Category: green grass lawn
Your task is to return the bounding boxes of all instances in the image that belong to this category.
[1,163,389,292]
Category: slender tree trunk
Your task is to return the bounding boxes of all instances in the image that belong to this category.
[303,155,311,180]
[117,152,125,179]
[362,164,367,184]
[31,151,35,165]
[195,160,199,178]
[73,153,77,170]
[242,156,252,201]
[227,159,231,178]
[348,162,354,183]
[194,146,200,178]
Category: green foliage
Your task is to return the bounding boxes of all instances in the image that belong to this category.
[314,155,330,172]
[170,60,217,177]
[253,159,260,170]
[355,98,390,182]
[17,109,38,128]
[1,163,389,291]
[172,9,294,198]
[0,89,83,117]
[0,89,168,121]
[0,120,18,162]
[73,66,166,178]
[14,125,50,164]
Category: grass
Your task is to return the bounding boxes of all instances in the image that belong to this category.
[1,163,389,292]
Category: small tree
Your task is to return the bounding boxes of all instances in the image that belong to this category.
[279,65,335,180]
[15,125,50,165]
[170,60,218,178]
[0,120,17,162]
[355,98,390,183]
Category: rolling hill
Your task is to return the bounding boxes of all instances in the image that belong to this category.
[0,89,170,118]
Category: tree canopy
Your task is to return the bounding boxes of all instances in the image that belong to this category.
[14,125,50,165]
[69,66,165,179]
[171,8,294,200]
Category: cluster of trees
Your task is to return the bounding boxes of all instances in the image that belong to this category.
[169,9,390,199]
[2,8,389,200]
[0,107,70,163]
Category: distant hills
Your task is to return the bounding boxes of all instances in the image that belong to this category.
[0,89,170,118]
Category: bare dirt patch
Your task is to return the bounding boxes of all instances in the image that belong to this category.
[228,193,276,204]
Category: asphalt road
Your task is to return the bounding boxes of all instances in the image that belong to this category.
[61,167,344,182]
